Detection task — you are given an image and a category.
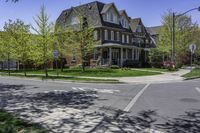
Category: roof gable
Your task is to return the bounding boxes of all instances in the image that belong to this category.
[130,18,141,32]
[101,3,120,16]
[119,10,130,22]
[56,1,103,28]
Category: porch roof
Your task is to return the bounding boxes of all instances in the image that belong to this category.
[96,43,142,49]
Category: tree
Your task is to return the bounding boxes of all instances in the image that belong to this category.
[5,19,32,76]
[66,13,96,72]
[2,20,19,75]
[54,25,71,72]
[152,10,199,67]
[32,5,54,77]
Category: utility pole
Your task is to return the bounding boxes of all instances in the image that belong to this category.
[172,12,175,63]
[171,7,200,66]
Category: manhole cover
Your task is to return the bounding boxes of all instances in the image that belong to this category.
[180,98,199,103]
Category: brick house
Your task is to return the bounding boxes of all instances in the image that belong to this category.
[56,1,156,67]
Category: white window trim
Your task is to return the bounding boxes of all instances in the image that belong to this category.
[122,34,125,43]
[117,32,120,41]
[111,31,114,41]
[104,30,108,40]
[126,35,129,43]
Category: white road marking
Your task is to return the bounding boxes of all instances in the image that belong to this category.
[124,83,151,112]
[195,87,200,93]
[72,87,120,94]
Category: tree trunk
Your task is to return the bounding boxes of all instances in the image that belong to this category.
[7,53,10,76]
[60,58,63,72]
[45,62,48,78]
[82,59,85,72]
[23,63,27,77]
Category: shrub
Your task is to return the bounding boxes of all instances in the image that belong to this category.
[163,60,176,71]
[123,60,140,68]
[110,65,120,69]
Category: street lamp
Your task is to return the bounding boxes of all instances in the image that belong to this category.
[171,7,200,64]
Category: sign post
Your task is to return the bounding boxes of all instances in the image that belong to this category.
[189,44,196,72]
[53,50,59,77]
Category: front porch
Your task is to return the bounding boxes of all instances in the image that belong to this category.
[95,44,149,67]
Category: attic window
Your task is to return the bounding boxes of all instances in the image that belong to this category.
[136,25,142,32]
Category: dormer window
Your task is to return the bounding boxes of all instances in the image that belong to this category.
[110,13,114,22]
[121,18,129,28]
[102,5,119,24]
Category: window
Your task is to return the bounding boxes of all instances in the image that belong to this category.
[121,19,124,26]
[137,25,142,32]
[110,13,114,22]
[104,30,108,40]
[71,16,79,25]
[117,32,120,41]
[126,35,129,43]
[122,34,125,43]
[111,31,114,40]
[94,30,98,40]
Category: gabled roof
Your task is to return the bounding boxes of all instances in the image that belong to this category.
[146,26,162,35]
[129,18,141,32]
[56,1,132,31]
[119,10,130,22]
[100,3,120,16]
[56,1,104,28]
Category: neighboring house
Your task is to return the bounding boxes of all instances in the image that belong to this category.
[146,26,162,43]
[56,1,156,67]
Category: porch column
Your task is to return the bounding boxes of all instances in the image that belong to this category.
[138,49,140,60]
[109,47,112,66]
[132,48,134,60]
[126,48,128,60]
[100,48,103,65]
[120,47,123,67]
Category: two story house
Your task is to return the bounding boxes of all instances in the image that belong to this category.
[56,1,156,67]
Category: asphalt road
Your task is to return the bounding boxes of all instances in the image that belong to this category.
[0,76,199,133]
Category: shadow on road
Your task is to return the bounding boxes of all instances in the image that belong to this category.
[0,83,200,133]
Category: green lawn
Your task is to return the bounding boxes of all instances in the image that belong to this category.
[183,68,200,79]
[0,110,47,133]
[4,68,161,77]
[135,68,173,72]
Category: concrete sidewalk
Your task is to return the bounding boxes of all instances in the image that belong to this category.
[116,69,190,84]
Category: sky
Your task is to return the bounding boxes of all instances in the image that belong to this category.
[0,0,200,31]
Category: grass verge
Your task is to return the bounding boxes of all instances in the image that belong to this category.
[0,109,47,133]
[0,68,161,77]
[0,73,120,83]
[183,68,200,80]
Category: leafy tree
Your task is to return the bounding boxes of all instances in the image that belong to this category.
[152,10,200,67]
[5,19,32,76]
[66,14,96,72]
[32,5,54,77]
[1,20,19,75]
[54,25,72,72]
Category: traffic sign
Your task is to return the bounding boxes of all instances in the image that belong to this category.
[53,50,59,58]
[189,44,196,53]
